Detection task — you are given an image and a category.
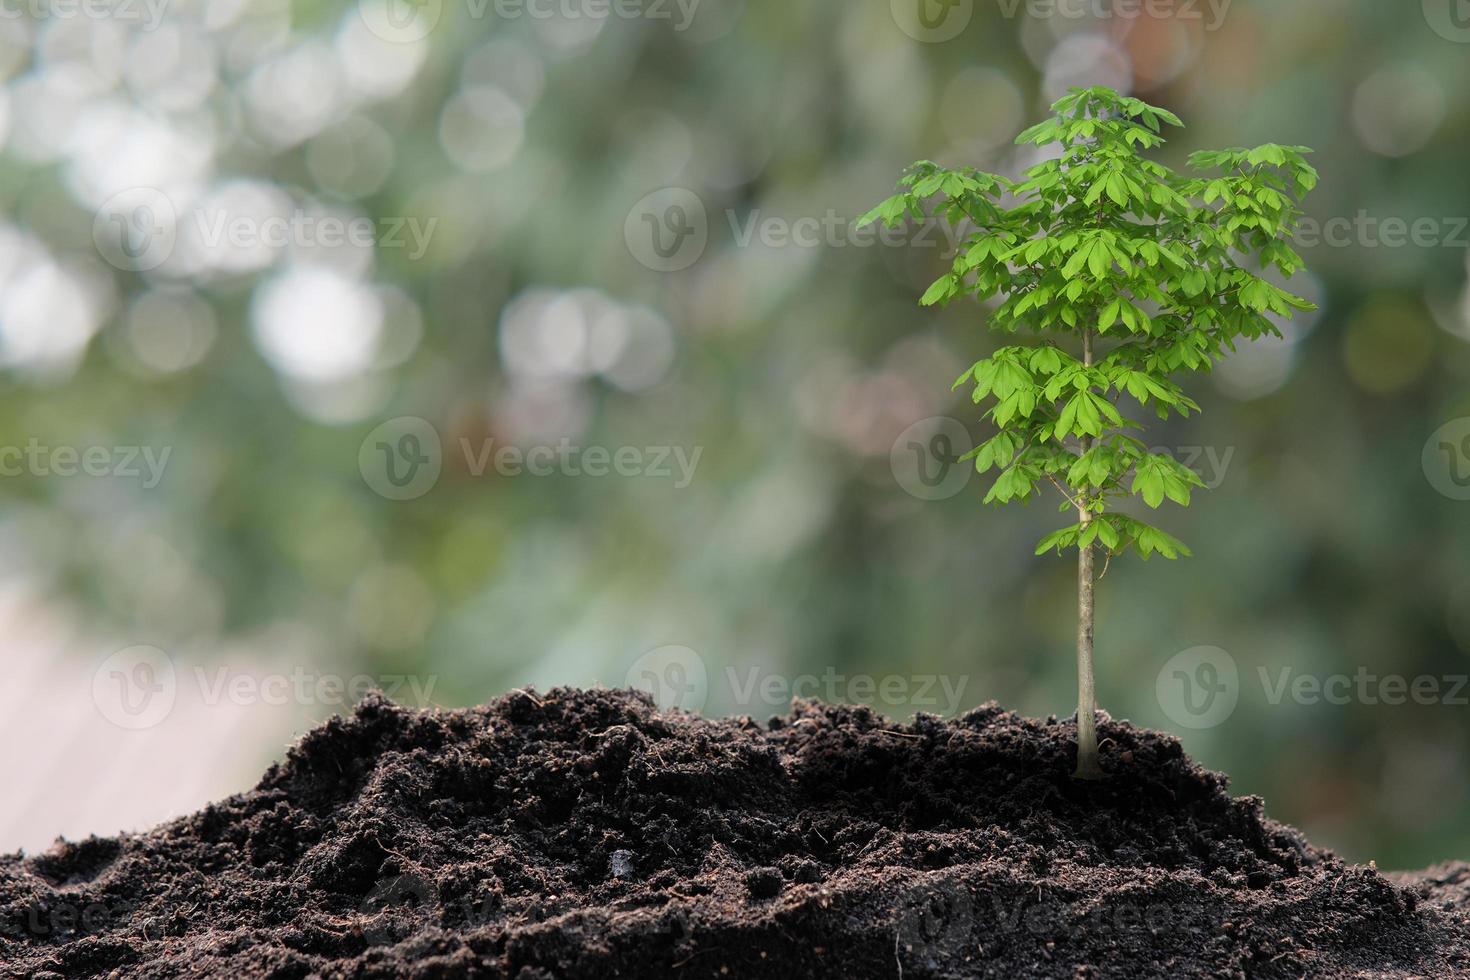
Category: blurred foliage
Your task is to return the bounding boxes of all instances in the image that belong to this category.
[1,0,1469,868]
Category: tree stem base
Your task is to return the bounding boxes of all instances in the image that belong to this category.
[1072,759,1107,781]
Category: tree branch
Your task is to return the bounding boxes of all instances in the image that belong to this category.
[1045,474,1083,511]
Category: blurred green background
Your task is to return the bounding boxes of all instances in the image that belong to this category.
[1,0,1469,870]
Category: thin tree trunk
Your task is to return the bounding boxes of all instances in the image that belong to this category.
[1074,326,1104,780]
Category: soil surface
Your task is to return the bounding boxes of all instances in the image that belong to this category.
[3,689,1468,979]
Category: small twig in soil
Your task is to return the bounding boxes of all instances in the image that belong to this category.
[373,834,418,868]
[670,946,722,969]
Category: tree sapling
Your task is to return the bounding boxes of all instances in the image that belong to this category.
[863,86,1317,778]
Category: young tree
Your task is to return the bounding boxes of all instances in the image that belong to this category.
[863,86,1316,778]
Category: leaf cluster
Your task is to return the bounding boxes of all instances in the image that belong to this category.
[862,86,1317,561]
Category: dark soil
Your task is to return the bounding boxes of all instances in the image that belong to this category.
[3,689,1468,979]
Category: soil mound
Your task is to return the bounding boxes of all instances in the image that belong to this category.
[3,689,1467,978]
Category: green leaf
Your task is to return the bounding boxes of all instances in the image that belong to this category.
[857,193,913,229]
[1092,393,1123,427]
[1133,467,1165,508]
[1035,523,1082,555]
[1030,345,1063,375]
[920,275,957,307]
[1153,107,1183,128]
[1074,393,1102,436]
[1134,522,1192,560]
[1061,245,1089,279]
[913,174,945,197]
[1057,395,1079,436]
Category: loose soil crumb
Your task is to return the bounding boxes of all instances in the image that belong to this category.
[3,689,1468,978]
